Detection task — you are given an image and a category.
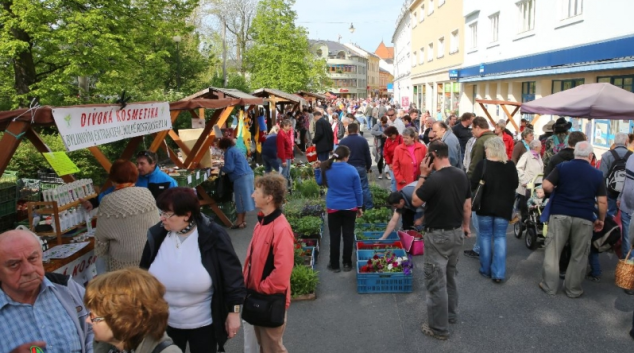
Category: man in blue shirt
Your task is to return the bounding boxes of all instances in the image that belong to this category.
[0,230,93,353]
[540,141,607,298]
[338,123,374,209]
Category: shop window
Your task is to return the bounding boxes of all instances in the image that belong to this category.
[593,120,610,148]
[517,0,535,33]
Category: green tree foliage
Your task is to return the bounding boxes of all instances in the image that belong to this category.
[245,0,329,93]
[0,0,207,108]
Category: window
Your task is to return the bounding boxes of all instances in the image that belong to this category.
[420,5,425,22]
[597,75,634,92]
[450,30,459,54]
[412,52,417,67]
[552,78,584,93]
[468,22,478,50]
[428,43,434,62]
[413,12,417,25]
[490,12,500,43]
[439,0,445,6]
[429,0,434,15]
[560,0,582,20]
[517,0,535,33]
[437,37,445,58]
[419,48,425,64]
[521,81,536,102]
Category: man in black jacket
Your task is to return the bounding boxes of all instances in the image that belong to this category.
[312,111,334,161]
[543,131,587,178]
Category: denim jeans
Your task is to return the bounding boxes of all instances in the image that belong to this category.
[355,166,374,209]
[477,216,509,280]
[622,211,633,259]
[317,152,330,161]
[608,197,618,217]
[588,250,601,277]
[262,155,280,173]
[387,168,396,192]
[472,212,480,254]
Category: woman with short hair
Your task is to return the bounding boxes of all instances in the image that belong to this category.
[392,127,427,191]
[383,125,402,191]
[516,139,544,223]
[141,187,246,353]
[470,137,519,283]
[511,128,534,165]
[244,174,294,352]
[84,267,181,353]
[95,159,159,272]
[219,137,255,229]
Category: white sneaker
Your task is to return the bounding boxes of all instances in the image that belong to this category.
[378,175,383,180]
[386,174,392,180]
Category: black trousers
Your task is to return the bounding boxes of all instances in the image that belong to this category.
[401,209,416,230]
[328,210,356,269]
[167,324,217,353]
[376,147,385,174]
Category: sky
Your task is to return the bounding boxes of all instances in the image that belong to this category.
[293,0,405,53]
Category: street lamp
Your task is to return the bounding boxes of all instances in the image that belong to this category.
[349,23,355,34]
[172,35,182,91]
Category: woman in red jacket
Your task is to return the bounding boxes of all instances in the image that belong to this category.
[392,127,427,191]
[244,174,294,352]
[383,126,402,191]
[495,119,515,160]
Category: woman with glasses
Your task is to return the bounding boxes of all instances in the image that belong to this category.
[392,127,427,191]
[95,160,159,272]
[140,187,246,353]
[219,137,255,229]
[85,267,182,353]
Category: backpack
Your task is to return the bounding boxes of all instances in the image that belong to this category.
[592,215,620,253]
[606,149,633,195]
[336,120,345,140]
[552,135,569,154]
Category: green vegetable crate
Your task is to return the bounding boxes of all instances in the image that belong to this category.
[0,171,18,218]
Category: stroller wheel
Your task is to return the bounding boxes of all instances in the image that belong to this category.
[525,227,538,250]
[514,220,523,239]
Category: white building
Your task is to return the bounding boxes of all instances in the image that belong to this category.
[457,0,634,154]
[392,1,412,110]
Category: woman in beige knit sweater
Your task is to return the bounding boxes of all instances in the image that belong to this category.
[95,160,159,271]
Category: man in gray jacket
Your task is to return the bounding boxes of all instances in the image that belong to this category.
[0,230,94,353]
[600,133,632,217]
[432,121,463,169]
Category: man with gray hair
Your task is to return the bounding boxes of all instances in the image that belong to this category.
[599,132,632,217]
[540,141,607,298]
[0,230,94,353]
[431,121,462,169]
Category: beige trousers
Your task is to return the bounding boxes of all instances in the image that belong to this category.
[253,313,288,353]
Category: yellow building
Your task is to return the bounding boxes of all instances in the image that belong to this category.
[409,0,464,116]
[379,68,394,98]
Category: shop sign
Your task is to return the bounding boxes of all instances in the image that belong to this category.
[54,251,98,286]
[52,102,172,152]
[340,89,349,93]
[387,83,393,92]
[401,96,410,110]
[449,70,459,80]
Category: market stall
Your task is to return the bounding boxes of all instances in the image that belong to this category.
[251,88,307,126]
[475,99,523,132]
[296,91,327,107]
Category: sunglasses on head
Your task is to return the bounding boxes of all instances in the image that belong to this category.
[137,151,155,164]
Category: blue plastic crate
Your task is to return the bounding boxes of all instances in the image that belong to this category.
[356,263,413,294]
[357,223,388,230]
[357,249,407,261]
[354,231,398,242]
[301,246,316,270]
[356,240,403,251]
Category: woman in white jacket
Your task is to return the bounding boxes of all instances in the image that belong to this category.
[515,139,544,224]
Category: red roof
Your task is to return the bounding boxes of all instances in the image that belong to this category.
[374,41,394,60]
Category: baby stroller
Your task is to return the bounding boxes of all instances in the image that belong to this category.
[513,174,547,250]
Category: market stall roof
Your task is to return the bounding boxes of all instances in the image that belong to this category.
[296,91,327,101]
[521,83,634,119]
[251,88,307,106]
[182,87,264,104]
[0,98,254,130]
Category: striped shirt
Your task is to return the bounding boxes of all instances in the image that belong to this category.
[0,277,82,353]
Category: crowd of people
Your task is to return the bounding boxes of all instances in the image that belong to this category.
[4,94,634,351]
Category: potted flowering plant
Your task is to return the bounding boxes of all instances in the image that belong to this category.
[359,251,414,275]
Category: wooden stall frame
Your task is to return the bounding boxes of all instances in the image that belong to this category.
[475,99,524,132]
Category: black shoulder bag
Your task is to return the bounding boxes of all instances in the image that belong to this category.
[242,234,286,327]
[471,160,487,212]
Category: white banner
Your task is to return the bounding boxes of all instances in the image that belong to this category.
[53,250,98,286]
[52,102,172,151]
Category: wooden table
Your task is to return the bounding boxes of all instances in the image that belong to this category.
[44,238,97,286]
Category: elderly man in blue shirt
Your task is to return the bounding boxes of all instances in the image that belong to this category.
[0,230,93,353]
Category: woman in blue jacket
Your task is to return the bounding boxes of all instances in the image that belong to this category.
[314,145,363,272]
[219,137,255,229]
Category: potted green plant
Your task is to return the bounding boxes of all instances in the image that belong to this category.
[291,265,319,301]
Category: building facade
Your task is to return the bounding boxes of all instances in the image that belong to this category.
[457,0,634,154]
[344,43,381,98]
[409,0,464,117]
[379,67,394,98]
[311,40,368,99]
[392,1,412,110]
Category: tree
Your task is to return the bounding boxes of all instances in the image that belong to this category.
[0,0,199,107]
[244,0,329,93]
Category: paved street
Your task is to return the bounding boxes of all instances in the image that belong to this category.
[221,131,634,353]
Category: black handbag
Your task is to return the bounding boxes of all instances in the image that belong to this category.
[242,235,286,327]
[215,172,234,202]
[471,160,487,212]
